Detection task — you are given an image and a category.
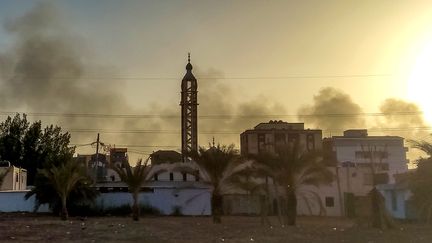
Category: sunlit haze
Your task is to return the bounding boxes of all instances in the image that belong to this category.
[0,0,431,162]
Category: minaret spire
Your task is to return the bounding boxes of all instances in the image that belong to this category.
[180,53,198,162]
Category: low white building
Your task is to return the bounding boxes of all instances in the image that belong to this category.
[0,162,27,191]
[95,181,211,215]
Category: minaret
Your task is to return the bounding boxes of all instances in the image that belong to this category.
[180,53,198,162]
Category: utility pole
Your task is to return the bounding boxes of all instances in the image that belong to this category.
[94,133,100,182]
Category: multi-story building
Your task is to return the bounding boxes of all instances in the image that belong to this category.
[324,129,408,184]
[300,129,410,217]
[240,120,322,156]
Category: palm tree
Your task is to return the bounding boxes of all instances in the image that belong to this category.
[110,158,166,221]
[409,138,432,222]
[226,166,272,225]
[251,143,333,226]
[37,159,90,220]
[410,139,432,159]
[361,145,396,229]
[186,144,242,223]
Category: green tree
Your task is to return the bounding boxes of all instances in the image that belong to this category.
[28,159,92,220]
[0,114,74,185]
[409,138,432,222]
[187,144,241,223]
[0,114,29,167]
[251,144,333,226]
[110,159,164,221]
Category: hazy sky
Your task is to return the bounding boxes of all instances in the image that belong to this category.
[0,0,431,159]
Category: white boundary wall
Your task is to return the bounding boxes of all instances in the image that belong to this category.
[0,191,49,212]
[96,187,211,215]
[0,188,211,216]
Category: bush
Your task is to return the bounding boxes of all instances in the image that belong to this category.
[171,206,183,216]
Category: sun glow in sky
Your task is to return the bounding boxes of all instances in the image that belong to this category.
[407,41,432,124]
[1,1,432,161]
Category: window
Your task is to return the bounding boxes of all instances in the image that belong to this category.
[15,173,19,183]
[391,191,398,211]
[325,197,334,207]
[355,151,388,159]
[258,134,266,152]
[182,173,187,181]
[154,173,158,181]
[169,172,174,181]
[306,134,315,151]
[275,133,286,148]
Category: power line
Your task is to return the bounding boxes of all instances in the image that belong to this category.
[0,111,424,119]
[0,74,393,81]
[65,126,432,135]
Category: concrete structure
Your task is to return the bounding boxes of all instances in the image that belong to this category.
[377,172,415,219]
[0,183,210,215]
[106,148,128,182]
[150,150,182,165]
[237,126,410,218]
[324,129,409,184]
[296,129,410,217]
[0,191,49,212]
[240,121,322,156]
[95,181,211,215]
[180,54,198,161]
[0,163,27,191]
[75,147,129,182]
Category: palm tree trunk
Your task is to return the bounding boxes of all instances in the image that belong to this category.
[132,192,140,221]
[370,187,396,229]
[211,191,222,224]
[61,196,68,221]
[285,187,297,226]
[272,184,283,225]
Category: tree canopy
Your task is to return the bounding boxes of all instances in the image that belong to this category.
[0,114,74,184]
[409,138,432,222]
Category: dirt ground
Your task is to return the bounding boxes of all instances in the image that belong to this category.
[0,214,430,243]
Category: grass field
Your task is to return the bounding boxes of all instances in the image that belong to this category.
[0,214,431,242]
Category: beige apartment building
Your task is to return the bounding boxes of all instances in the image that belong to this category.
[240,120,322,156]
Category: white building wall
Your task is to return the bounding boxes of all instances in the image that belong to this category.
[0,188,211,215]
[0,191,49,212]
[296,184,342,217]
[296,166,378,217]
[333,138,408,184]
[96,188,211,215]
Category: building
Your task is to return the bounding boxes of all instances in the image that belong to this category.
[297,129,410,217]
[324,129,409,184]
[0,161,27,191]
[150,150,182,165]
[106,148,129,182]
[75,147,129,182]
[75,153,108,182]
[240,120,322,156]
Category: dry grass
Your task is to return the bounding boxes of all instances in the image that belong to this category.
[0,214,430,242]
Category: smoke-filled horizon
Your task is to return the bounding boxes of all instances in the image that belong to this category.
[0,3,430,164]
